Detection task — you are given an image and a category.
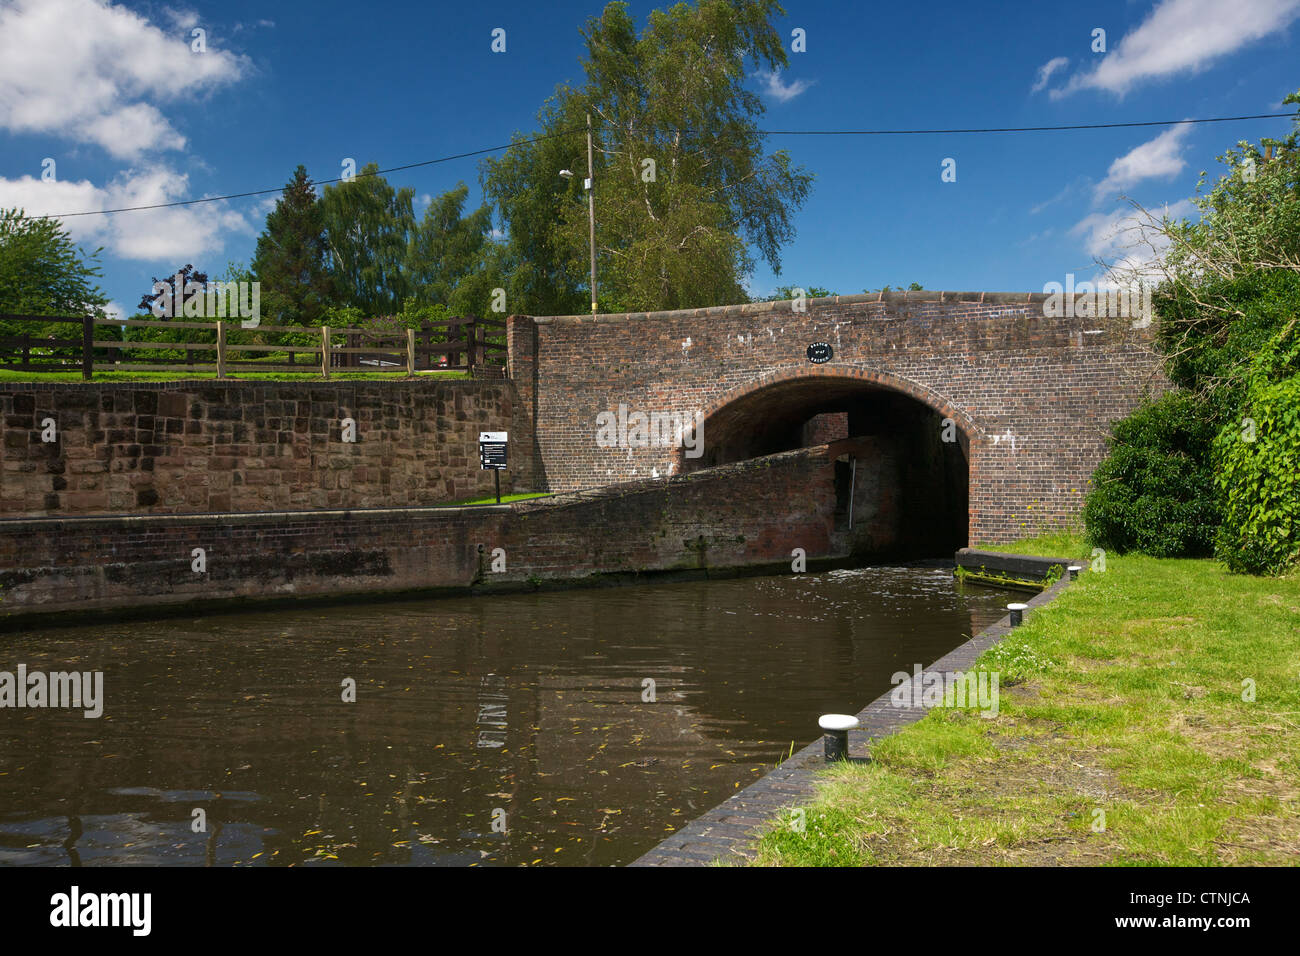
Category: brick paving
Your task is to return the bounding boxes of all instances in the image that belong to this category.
[629,566,1074,866]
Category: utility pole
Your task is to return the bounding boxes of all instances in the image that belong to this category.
[586,112,597,315]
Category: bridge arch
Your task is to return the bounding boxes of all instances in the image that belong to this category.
[670,364,981,554]
[670,364,984,471]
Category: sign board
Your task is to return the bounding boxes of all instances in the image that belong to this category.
[806,342,833,364]
[479,432,508,470]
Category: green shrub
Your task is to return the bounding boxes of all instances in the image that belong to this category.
[1082,392,1220,557]
[1156,270,1300,408]
[1212,320,1300,575]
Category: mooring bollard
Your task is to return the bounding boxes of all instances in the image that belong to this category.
[818,714,859,762]
[1008,602,1029,626]
[1068,565,1082,580]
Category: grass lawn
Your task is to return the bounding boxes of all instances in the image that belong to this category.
[0,369,471,382]
[751,532,1300,866]
[439,491,553,507]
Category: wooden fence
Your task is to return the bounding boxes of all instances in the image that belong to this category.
[0,314,507,379]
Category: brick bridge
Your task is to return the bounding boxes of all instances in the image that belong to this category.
[507,290,1166,549]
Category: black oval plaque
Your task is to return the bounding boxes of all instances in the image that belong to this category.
[806,342,833,364]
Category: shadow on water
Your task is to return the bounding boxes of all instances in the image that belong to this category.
[0,566,1017,867]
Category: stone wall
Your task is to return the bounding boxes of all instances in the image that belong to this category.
[0,446,840,623]
[0,378,527,517]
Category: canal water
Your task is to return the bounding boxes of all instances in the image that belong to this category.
[0,567,1016,867]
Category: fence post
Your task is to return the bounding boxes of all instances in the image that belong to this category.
[321,326,331,379]
[406,328,415,378]
[21,333,30,371]
[216,320,226,378]
[467,318,476,373]
[82,315,93,380]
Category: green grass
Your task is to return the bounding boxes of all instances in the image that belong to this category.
[0,369,471,382]
[439,492,553,507]
[976,530,1088,558]
[750,544,1300,866]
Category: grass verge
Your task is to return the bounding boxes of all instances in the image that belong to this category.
[439,491,553,507]
[751,532,1300,866]
[0,369,471,382]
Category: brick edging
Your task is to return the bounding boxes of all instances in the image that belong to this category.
[628,567,1076,866]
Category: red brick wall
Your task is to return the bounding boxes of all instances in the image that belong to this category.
[512,291,1166,543]
[0,379,528,517]
[0,446,838,621]
[802,412,848,446]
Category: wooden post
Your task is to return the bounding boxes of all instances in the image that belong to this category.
[321,326,330,379]
[406,328,415,377]
[466,318,476,373]
[82,315,93,380]
[216,320,226,378]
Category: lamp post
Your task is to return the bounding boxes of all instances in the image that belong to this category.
[559,112,598,315]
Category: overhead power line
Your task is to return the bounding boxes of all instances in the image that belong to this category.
[38,111,1297,219]
[755,112,1294,135]
[47,126,588,219]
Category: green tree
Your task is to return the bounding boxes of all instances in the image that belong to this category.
[863,282,924,293]
[1084,91,1300,572]
[404,183,493,309]
[321,163,415,316]
[483,0,813,315]
[765,284,835,300]
[481,90,589,317]
[251,165,335,326]
[0,208,108,337]
[137,263,209,316]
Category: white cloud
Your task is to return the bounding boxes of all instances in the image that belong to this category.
[0,167,256,262]
[1053,0,1300,98]
[1030,180,1079,215]
[1017,228,1056,246]
[1031,56,1069,93]
[755,69,814,104]
[1071,199,1197,283]
[162,6,200,31]
[1093,125,1190,203]
[0,0,250,158]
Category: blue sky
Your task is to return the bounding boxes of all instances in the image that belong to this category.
[1,0,1297,318]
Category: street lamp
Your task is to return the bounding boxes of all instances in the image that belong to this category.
[560,113,598,315]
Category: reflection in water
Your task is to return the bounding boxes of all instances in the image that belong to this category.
[64,815,81,867]
[0,567,1016,866]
